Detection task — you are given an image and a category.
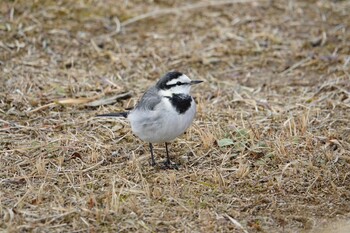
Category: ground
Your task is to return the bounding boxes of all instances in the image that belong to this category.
[1,0,350,232]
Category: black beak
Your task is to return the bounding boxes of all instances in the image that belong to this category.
[190,80,203,85]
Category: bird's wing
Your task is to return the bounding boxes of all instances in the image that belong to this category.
[135,86,162,111]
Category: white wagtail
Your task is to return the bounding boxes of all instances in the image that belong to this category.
[97,71,203,168]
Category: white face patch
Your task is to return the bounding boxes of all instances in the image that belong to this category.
[166,74,191,86]
[159,89,173,97]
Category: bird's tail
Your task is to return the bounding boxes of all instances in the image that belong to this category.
[96,112,129,118]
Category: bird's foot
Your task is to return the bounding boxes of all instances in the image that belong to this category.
[149,160,157,167]
[160,160,179,170]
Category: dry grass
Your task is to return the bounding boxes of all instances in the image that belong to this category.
[1,0,350,232]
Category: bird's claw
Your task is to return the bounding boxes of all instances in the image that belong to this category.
[149,160,156,167]
[160,160,179,170]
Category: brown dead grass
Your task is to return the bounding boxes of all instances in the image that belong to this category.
[1,0,350,232]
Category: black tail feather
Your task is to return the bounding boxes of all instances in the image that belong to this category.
[96,112,129,118]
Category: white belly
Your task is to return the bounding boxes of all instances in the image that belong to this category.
[128,98,196,143]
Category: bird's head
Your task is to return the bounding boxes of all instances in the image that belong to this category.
[156,71,203,97]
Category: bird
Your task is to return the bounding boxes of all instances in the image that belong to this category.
[97,71,203,169]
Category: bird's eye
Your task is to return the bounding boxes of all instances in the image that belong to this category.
[176,81,182,85]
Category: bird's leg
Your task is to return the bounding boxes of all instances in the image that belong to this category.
[162,143,178,170]
[149,143,156,166]
[165,142,171,165]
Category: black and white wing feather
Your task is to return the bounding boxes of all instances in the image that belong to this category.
[134,86,162,111]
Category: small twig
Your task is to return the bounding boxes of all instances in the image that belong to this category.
[224,214,249,233]
[33,210,76,223]
[280,57,312,75]
[114,16,121,34]
[246,119,259,140]
[27,102,56,114]
[82,159,105,173]
[121,0,263,27]
[27,92,131,113]
[86,92,132,107]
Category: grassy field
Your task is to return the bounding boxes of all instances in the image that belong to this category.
[1,0,350,232]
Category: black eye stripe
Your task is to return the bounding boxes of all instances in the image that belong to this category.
[166,82,188,88]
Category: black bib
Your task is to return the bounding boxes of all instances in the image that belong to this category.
[166,94,193,114]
